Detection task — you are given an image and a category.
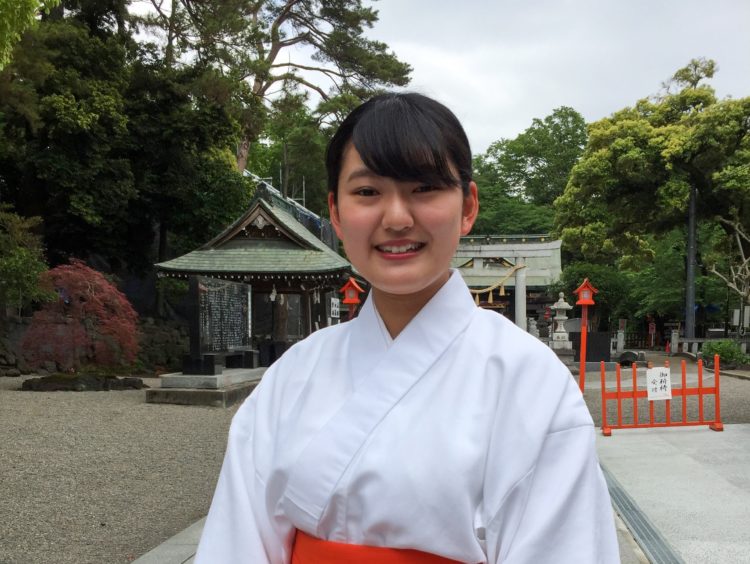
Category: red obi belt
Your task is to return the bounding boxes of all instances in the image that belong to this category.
[292,530,467,564]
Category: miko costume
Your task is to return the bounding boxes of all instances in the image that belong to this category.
[195,271,620,563]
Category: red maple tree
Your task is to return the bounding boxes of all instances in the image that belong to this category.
[21,259,139,371]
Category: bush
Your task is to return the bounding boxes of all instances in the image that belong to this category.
[20,259,139,371]
[0,206,55,315]
[701,340,749,367]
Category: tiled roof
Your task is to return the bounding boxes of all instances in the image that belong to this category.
[156,198,351,277]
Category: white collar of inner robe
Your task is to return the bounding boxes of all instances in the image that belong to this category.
[349,269,476,384]
[372,302,394,349]
[282,269,478,533]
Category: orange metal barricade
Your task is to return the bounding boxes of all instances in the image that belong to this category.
[600,354,724,436]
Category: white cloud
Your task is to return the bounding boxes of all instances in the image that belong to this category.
[361,0,750,153]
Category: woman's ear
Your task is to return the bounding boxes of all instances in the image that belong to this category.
[328,192,344,239]
[460,182,479,236]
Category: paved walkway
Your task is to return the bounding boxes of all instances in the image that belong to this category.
[597,424,750,563]
[133,358,750,563]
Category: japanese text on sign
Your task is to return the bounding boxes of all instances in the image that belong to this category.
[646,367,672,401]
[330,297,340,319]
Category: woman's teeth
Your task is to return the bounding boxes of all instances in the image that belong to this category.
[378,243,423,253]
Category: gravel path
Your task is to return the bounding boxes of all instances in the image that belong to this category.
[0,376,238,564]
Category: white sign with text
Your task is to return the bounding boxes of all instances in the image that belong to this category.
[647,367,672,401]
[330,297,340,319]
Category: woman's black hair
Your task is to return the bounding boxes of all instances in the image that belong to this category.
[326,92,472,200]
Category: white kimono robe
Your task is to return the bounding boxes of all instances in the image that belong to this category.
[195,271,620,564]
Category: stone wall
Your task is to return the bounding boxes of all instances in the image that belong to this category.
[0,317,189,376]
[137,318,189,373]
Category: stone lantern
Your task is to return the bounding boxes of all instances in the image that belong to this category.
[550,292,573,351]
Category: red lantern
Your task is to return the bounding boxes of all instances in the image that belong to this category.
[339,277,365,319]
[340,277,364,305]
[572,278,598,393]
[573,278,598,306]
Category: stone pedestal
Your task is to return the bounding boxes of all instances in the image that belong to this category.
[147,367,266,407]
[161,367,264,390]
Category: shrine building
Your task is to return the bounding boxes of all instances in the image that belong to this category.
[155,181,354,369]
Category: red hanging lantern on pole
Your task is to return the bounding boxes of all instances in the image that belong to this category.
[573,278,598,393]
[340,277,365,320]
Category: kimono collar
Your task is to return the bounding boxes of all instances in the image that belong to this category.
[349,270,477,386]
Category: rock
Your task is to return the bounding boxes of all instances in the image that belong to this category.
[43,361,57,373]
[21,374,148,392]
[618,351,638,366]
[5,368,20,377]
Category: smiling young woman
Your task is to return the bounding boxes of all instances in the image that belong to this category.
[195,93,620,564]
[329,144,478,337]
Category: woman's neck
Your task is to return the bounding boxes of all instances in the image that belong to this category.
[372,272,451,338]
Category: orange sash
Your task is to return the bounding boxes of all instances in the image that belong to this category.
[291,530,466,564]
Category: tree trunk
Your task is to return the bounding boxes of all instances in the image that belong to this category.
[282,142,289,198]
[164,1,178,69]
[236,137,250,172]
[685,182,697,338]
[156,221,168,317]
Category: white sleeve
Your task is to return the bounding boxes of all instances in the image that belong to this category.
[485,425,620,564]
[194,393,294,564]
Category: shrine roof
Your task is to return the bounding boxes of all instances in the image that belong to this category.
[155,197,352,279]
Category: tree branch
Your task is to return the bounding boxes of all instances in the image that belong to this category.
[258,73,329,100]
[270,61,346,80]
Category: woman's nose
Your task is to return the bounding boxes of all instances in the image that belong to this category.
[381,194,414,231]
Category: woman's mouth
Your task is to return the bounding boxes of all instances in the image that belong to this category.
[375,242,425,254]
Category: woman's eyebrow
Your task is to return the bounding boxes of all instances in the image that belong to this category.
[346,167,378,182]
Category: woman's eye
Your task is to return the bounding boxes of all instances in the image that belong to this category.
[355,188,378,196]
[414,185,439,193]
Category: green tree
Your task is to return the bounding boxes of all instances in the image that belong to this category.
[479,106,587,206]
[551,262,634,332]
[555,59,750,336]
[124,58,250,264]
[248,85,329,214]
[136,0,411,170]
[0,18,136,267]
[708,217,750,312]
[624,228,725,321]
[0,206,54,316]
[473,106,586,235]
[472,194,554,235]
[0,0,60,69]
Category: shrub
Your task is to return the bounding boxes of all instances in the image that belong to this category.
[0,206,55,315]
[701,340,749,367]
[20,259,139,371]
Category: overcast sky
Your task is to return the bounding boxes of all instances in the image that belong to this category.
[313,0,750,154]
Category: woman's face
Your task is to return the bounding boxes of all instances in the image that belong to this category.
[329,145,478,300]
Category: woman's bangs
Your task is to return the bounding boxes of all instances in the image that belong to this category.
[351,103,459,188]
